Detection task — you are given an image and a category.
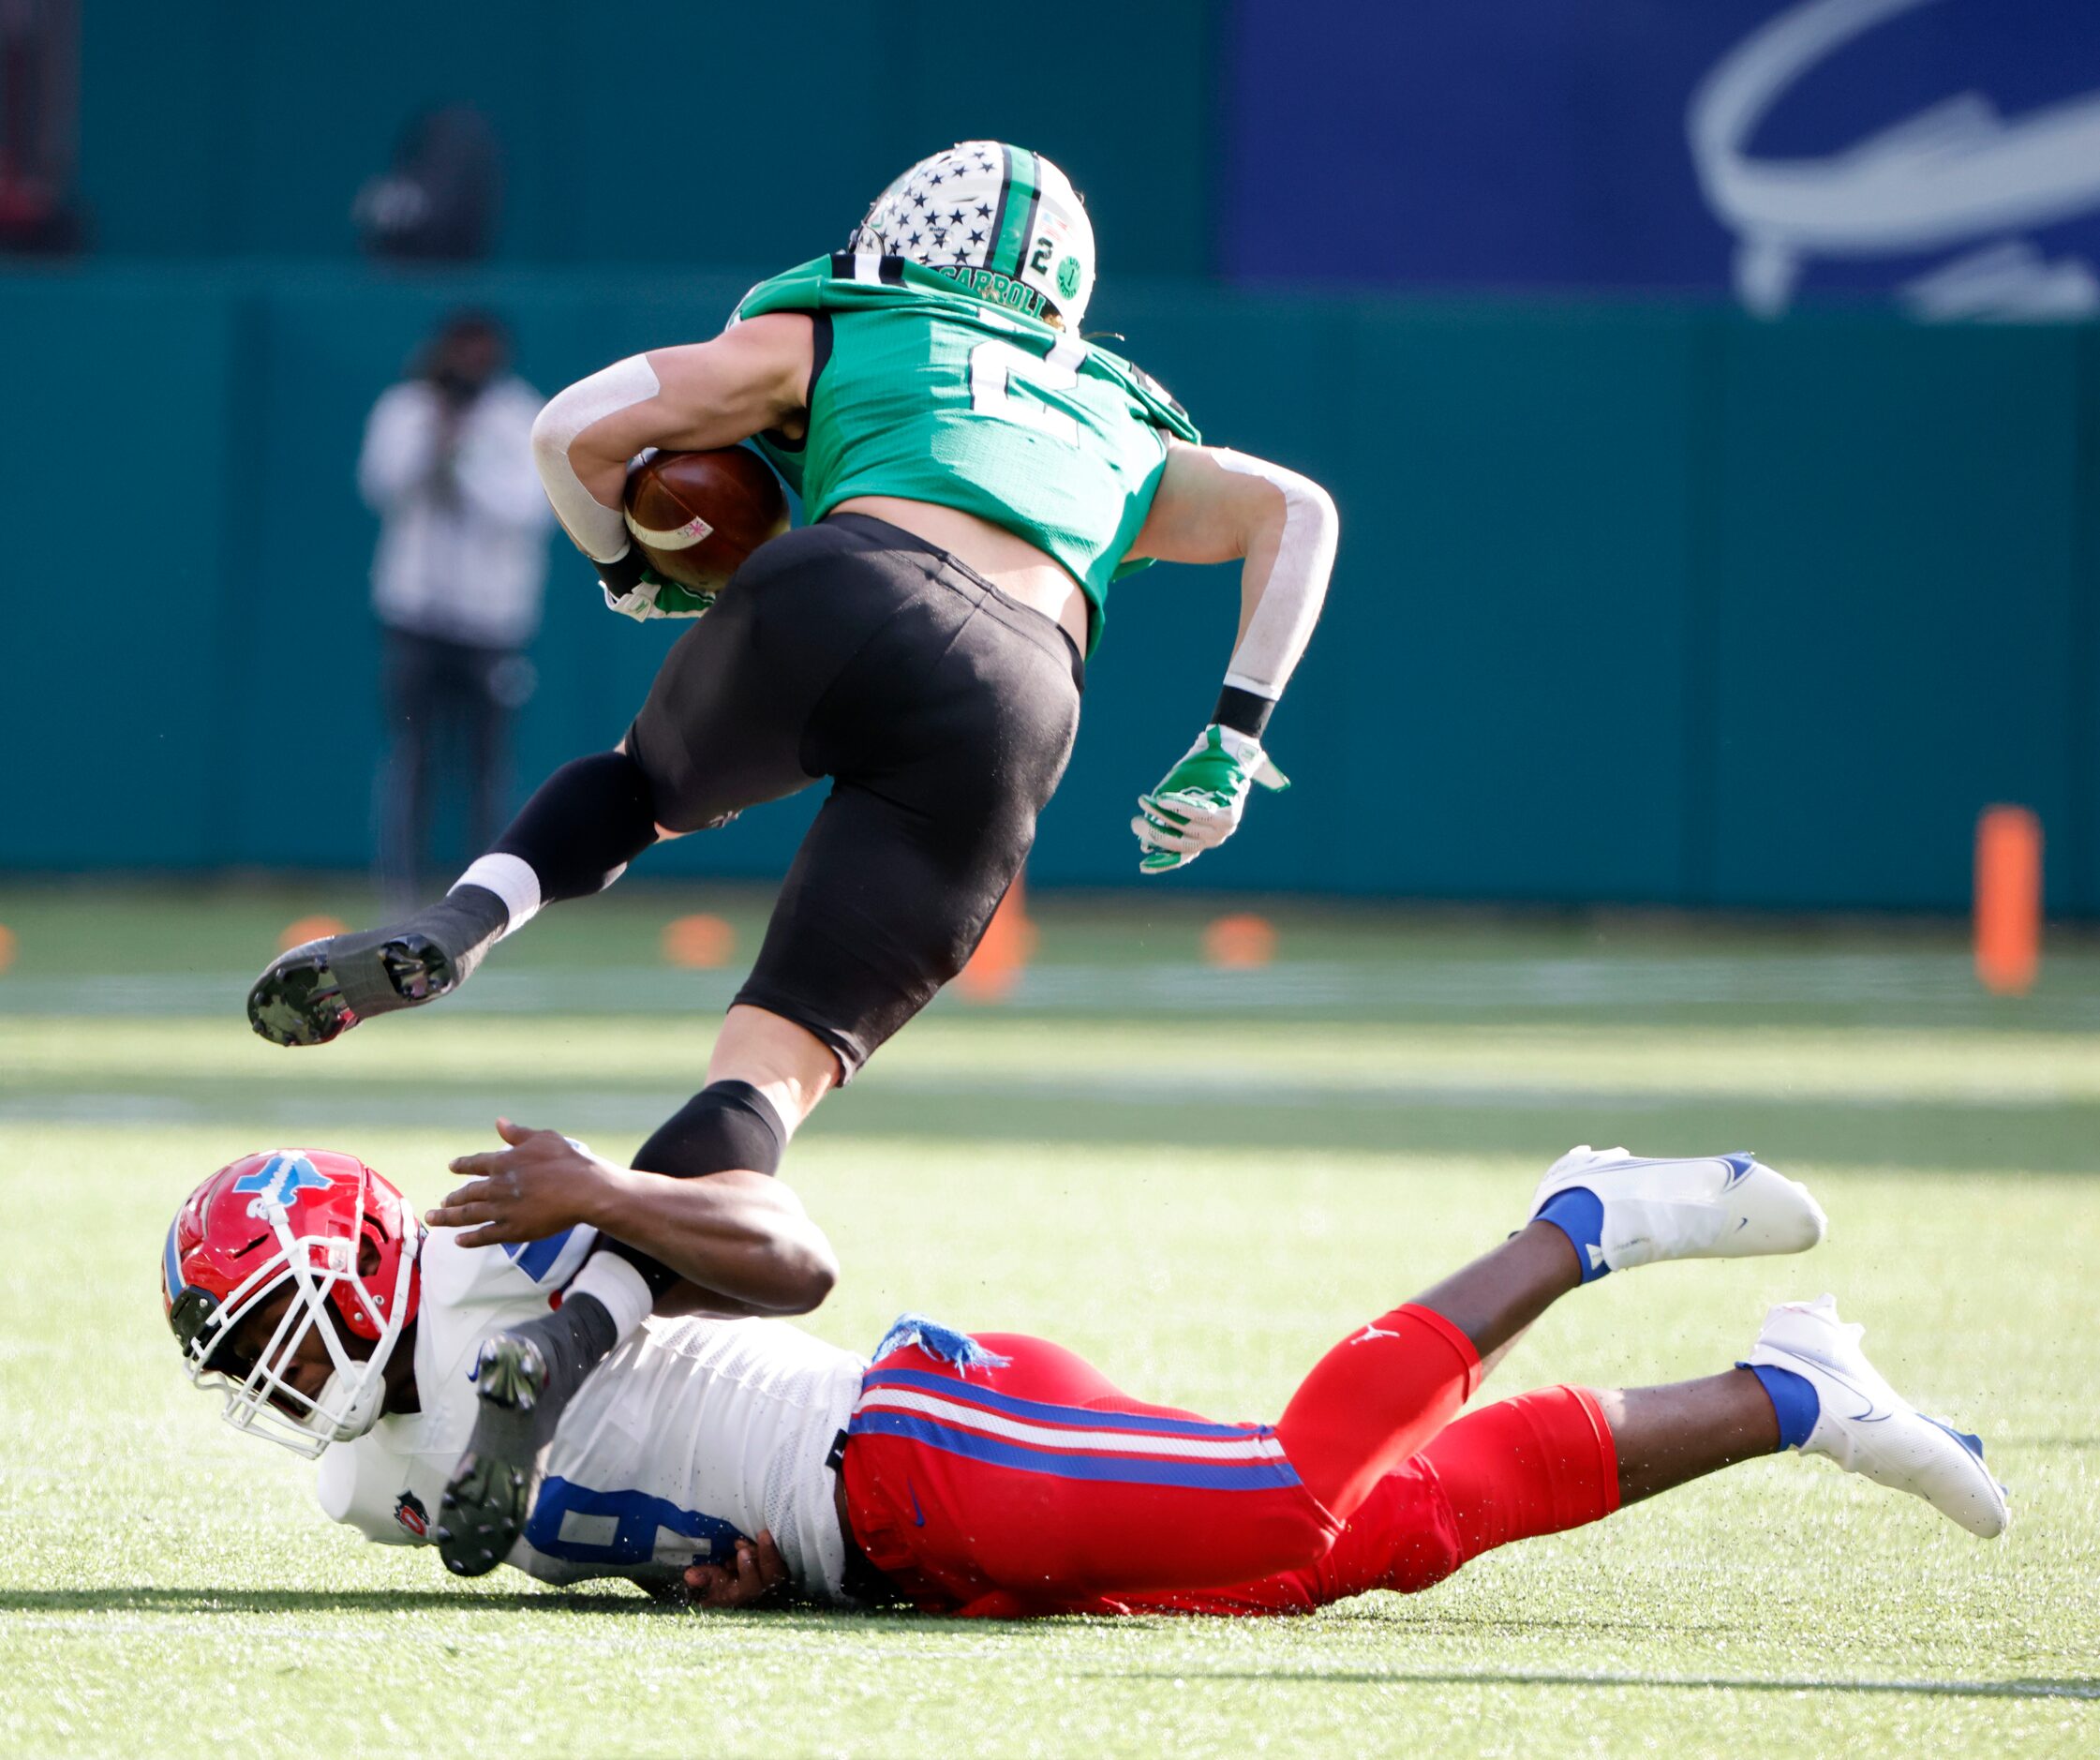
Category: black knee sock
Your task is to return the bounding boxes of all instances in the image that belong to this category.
[369,750,661,967]
[600,1081,791,1297]
[491,750,661,905]
[633,1081,790,1178]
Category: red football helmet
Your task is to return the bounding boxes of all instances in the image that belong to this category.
[163,1149,423,1456]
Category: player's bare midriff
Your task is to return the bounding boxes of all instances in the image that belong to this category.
[830,493,1091,654]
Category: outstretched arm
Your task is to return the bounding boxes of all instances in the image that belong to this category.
[1121,441,1339,873]
[428,1120,838,1315]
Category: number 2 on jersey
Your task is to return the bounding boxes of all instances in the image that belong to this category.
[969,338,1080,445]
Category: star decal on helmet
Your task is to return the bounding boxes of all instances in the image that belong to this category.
[850,142,1095,323]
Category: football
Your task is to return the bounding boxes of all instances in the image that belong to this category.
[622,447,790,592]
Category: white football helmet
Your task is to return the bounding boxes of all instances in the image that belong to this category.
[851,142,1096,327]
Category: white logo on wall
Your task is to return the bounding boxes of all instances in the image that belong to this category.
[1689,0,2100,319]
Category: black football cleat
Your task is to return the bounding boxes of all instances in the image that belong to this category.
[246,888,508,1048]
[437,1332,547,1578]
[247,930,453,1047]
[436,1297,618,1578]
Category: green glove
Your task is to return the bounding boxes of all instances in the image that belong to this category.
[602,562,719,621]
[1132,724,1289,874]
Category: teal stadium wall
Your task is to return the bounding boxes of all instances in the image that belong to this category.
[72,0,1216,275]
[4,261,2096,913]
[6,0,2098,911]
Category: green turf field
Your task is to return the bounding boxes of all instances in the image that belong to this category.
[1,884,2095,1756]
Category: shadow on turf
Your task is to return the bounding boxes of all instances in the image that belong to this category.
[1084,1669,2100,1703]
[0,1587,941,1626]
[3,1588,647,1616]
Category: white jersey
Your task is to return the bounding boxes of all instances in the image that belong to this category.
[316,1228,866,1600]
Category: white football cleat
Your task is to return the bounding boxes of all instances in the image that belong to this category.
[1749,1294,2008,1539]
[1527,1145,1826,1278]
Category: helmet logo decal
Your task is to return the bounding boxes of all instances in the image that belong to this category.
[232,1153,333,1219]
[1057,256,1081,300]
[394,1490,431,1538]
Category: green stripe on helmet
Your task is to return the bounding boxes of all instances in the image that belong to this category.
[990,144,1039,280]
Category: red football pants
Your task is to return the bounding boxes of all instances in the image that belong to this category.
[1110,1383,1621,1616]
[841,1305,1619,1618]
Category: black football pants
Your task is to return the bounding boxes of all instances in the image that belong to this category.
[626,514,1084,1077]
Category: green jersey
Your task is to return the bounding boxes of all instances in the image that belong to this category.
[736,254,1199,654]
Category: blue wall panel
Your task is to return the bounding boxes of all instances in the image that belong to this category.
[1223,0,2100,307]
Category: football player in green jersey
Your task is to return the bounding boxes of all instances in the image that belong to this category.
[243,142,1339,1574]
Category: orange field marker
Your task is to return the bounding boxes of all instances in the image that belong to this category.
[277,914,348,952]
[1203,912,1277,969]
[0,923,15,974]
[959,871,1035,1003]
[1974,805,2042,995]
[663,913,737,969]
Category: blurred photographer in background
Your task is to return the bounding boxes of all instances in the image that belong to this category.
[359,309,550,902]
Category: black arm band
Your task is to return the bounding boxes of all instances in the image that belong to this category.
[597,544,647,596]
[1213,685,1276,739]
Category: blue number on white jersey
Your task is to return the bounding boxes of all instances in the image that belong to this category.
[524,1475,748,1568]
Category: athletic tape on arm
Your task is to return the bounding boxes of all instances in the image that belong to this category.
[1214,449,1338,703]
[529,355,663,563]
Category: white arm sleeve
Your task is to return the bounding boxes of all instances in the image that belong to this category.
[1213,449,1339,705]
[529,354,663,563]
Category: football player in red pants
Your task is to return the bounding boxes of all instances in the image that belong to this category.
[163,1139,2005,1616]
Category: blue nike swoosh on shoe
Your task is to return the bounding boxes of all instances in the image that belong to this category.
[1781,1350,1894,1424]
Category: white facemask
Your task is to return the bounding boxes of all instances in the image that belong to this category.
[297,1365,391,1446]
